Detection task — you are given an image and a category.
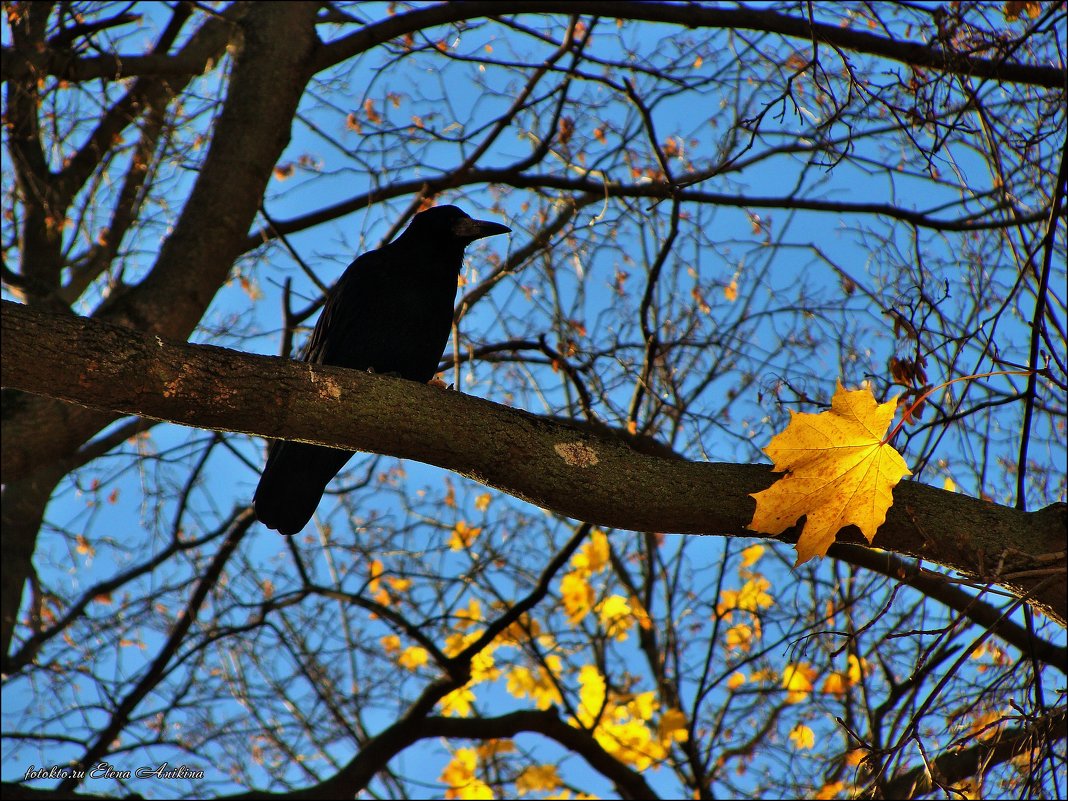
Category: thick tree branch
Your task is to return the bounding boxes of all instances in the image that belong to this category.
[347,710,659,801]
[4,301,1065,625]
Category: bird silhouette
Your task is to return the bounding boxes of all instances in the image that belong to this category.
[254,205,510,535]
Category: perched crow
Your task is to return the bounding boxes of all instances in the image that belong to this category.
[254,205,510,535]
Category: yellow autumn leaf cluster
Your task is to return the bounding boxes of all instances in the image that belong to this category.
[725,622,758,652]
[595,594,651,641]
[731,657,868,713]
[515,764,562,795]
[440,748,494,800]
[436,629,502,718]
[494,612,542,646]
[477,739,515,759]
[439,685,477,718]
[367,558,412,608]
[569,665,688,771]
[961,709,1009,742]
[739,543,765,567]
[558,529,608,625]
[717,548,774,653]
[439,747,577,799]
[750,381,911,565]
[556,530,651,642]
[506,655,565,710]
[368,559,388,606]
[455,598,483,630]
[717,575,773,618]
[814,780,847,799]
[1003,0,1042,21]
[446,631,500,683]
[571,528,611,573]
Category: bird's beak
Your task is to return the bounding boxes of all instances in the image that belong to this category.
[453,217,511,240]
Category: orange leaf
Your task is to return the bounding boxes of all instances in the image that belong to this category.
[749,381,911,564]
[448,520,481,551]
[724,276,739,302]
[363,98,381,124]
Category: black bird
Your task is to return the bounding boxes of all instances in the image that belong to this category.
[254,205,510,535]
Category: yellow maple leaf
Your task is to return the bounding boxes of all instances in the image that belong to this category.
[386,576,411,592]
[782,662,818,704]
[571,528,610,574]
[739,544,765,567]
[725,622,756,652]
[1003,1,1042,22]
[726,671,747,689]
[576,665,607,727]
[750,381,912,564]
[717,576,773,619]
[626,691,659,722]
[596,594,635,641]
[964,709,1008,742]
[789,723,815,750]
[494,612,541,646]
[598,715,664,770]
[724,275,739,302]
[560,571,595,625]
[845,748,867,767]
[439,685,476,717]
[847,654,868,682]
[821,671,848,696]
[398,646,429,671]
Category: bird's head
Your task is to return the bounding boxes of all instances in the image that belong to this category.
[406,205,511,244]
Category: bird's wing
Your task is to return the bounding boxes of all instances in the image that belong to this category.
[304,251,376,366]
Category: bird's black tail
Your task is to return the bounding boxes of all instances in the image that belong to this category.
[253,441,355,535]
